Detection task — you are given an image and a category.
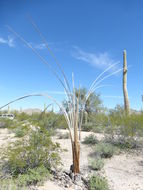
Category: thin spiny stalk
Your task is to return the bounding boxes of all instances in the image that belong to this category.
[86,84,113,101]
[88,62,120,92]
[0,94,42,110]
[87,68,123,100]
[0,93,73,142]
[41,103,52,113]
[6,26,71,102]
[87,62,120,99]
[29,16,72,100]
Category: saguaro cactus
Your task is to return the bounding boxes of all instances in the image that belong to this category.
[123,50,130,115]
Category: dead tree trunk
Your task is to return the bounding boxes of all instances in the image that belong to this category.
[123,50,130,115]
[72,141,80,173]
[71,120,80,174]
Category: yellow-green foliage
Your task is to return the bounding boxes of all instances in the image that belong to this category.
[89,175,109,190]
[16,112,30,122]
[0,118,16,129]
[1,128,60,184]
[13,125,30,137]
[109,106,143,137]
[83,134,99,145]
[89,158,104,170]
[95,142,119,158]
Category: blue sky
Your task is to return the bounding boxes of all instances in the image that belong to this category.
[0,0,143,111]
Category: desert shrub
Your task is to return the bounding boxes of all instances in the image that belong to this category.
[17,166,50,186]
[89,174,109,190]
[104,136,141,149]
[56,114,67,129]
[82,122,94,131]
[13,125,29,137]
[92,125,105,133]
[89,113,108,127]
[82,122,105,133]
[108,106,143,138]
[0,118,16,129]
[58,132,69,139]
[83,134,98,145]
[95,143,118,158]
[16,112,30,122]
[30,112,67,131]
[89,158,104,170]
[0,166,49,190]
[0,178,27,190]
[30,112,60,135]
[81,113,108,133]
[2,128,60,178]
[120,114,143,137]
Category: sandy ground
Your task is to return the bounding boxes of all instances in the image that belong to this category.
[0,128,15,146]
[0,128,143,190]
[104,153,143,190]
[34,181,63,190]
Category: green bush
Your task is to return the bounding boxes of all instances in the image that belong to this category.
[95,143,118,158]
[17,166,50,186]
[89,175,109,190]
[82,122,94,131]
[0,166,50,188]
[31,112,60,135]
[16,112,30,122]
[89,158,104,170]
[108,106,143,138]
[0,178,27,190]
[89,113,109,130]
[13,125,29,137]
[104,136,141,149]
[92,125,105,133]
[83,134,98,145]
[2,128,60,178]
[82,122,104,133]
[56,114,67,129]
[0,118,16,129]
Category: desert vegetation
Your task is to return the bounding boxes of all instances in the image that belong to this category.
[0,26,143,188]
[0,91,143,190]
[0,5,143,190]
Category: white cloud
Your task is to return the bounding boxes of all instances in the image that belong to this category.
[0,36,15,47]
[28,42,54,50]
[34,43,46,50]
[73,46,119,71]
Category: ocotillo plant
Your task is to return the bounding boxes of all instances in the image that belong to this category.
[123,50,130,115]
[0,22,123,174]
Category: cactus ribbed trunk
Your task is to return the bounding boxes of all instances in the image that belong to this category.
[123,50,130,115]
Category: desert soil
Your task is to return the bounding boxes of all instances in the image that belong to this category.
[0,128,143,190]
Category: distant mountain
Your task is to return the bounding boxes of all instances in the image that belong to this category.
[22,108,42,115]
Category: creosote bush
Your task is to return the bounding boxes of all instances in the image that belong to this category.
[30,112,67,135]
[0,118,16,129]
[83,134,98,145]
[104,136,141,150]
[1,128,60,186]
[95,142,118,158]
[89,158,104,170]
[89,174,109,190]
[13,125,30,137]
[16,166,50,186]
